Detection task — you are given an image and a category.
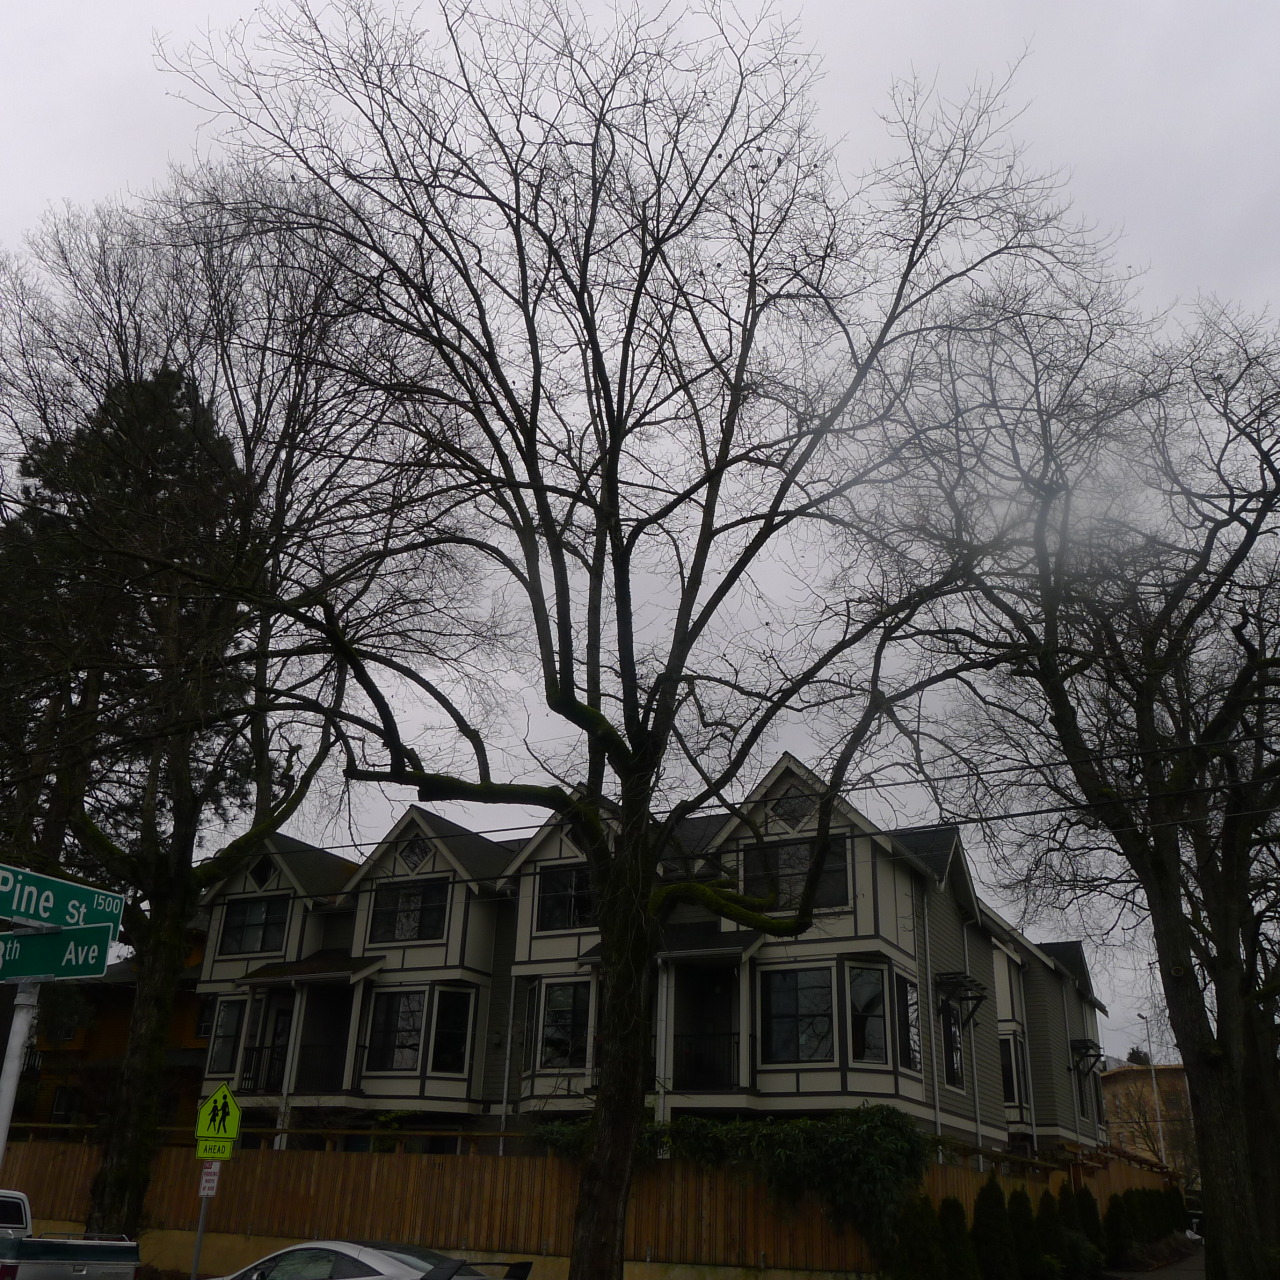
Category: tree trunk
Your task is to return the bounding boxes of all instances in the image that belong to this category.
[566,835,658,1280]
[1157,951,1278,1280]
[86,892,190,1235]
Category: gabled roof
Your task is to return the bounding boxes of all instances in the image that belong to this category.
[889,822,980,921]
[267,834,360,898]
[199,834,359,905]
[343,806,515,895]
[1037,940,1096,997]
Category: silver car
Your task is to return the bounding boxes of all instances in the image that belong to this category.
[216,1242,530,1280]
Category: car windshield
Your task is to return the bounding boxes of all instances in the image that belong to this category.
[356,1245,482,1277]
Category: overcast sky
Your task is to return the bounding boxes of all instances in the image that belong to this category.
[4,0,1270,1056]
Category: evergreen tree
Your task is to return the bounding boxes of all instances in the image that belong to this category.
[1057,1182,1082,1234]
[939,1197,982,1280]
[971,1176,1018,1280]
[1075,1188,1104,1252]
[887,1195,947,1280]
[1036,1190,1066,1264]
[1009,1187,1050,1280]
[1104,1194,1135,1268]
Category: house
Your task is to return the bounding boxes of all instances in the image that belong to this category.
[196,817,516,1142]
[15,934,210,1132]
[1102,1061,1197,1188]
[191,756,1109,1156]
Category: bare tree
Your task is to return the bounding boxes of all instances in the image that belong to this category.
[892,294,1280,1280]
[0,179,476,1232]
[171,4,1096,1274]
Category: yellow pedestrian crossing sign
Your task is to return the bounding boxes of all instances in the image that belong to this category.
[195,1084,240,1160]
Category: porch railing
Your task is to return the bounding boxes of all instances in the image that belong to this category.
[672,1032,739,1090]
[239,1044,288,1094]
[293,1042,347,1093]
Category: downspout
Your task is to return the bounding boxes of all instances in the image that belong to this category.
[921,885,942,1141]
[276,981,305,1149]
[654,957,668,1125]
[1018,962,1038,1154]
[498,976,519,1155]
[962,924,982,1162]
[1058,973,1081,1143]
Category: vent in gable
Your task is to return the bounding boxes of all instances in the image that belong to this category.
[400,834,431,871]
[768,784,817,831]
[249,855,275,890]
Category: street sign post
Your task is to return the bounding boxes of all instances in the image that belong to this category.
[198,1161,221,1198]
[192,1090,239,1280]
[0,864,124,939]
[195,1084,241,1160]
[0,924,112,982]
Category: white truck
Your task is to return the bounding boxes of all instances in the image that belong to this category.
[0,1191,138,1280]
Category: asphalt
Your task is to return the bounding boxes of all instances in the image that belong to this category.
[1103,1243,1205,1279]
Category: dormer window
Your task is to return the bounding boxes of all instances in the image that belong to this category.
[220,897,288,954]
[369,879,449,943]
[535,866,596,932]
[248,856,275,890]
[768,784,817,831]
[743,838,848,910]
[400,834,431,872]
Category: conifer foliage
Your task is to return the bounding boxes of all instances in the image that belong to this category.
[971,1176,1018,1280]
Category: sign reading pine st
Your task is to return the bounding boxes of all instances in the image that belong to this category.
[0,863,124,939]
[0,923,113,980]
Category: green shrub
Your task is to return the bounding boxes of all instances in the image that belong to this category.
[1075,1187,1104,1251]
[1036,1189,1066,1264]
[886,1195,947,1280]
[1056,1182,1081,1234]
[1009,1187,1056,1280]
[538,1107,931,1263]
[938,1197,981,1280]
[1104,1193,1136,1269]
[971,1176,1017,1280]
[1165,1185,1188,1232]
[1060,1229,1103,1280]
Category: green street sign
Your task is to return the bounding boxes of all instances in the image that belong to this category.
[0,864,125,940]
[195,1084,241,1159]
[0,923,112,980]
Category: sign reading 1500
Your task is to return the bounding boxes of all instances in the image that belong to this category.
[0,864,125,939]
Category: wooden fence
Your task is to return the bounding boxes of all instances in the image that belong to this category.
[2,1141,1169,1275]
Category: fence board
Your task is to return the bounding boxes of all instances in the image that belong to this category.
[1,1141,1169,1272]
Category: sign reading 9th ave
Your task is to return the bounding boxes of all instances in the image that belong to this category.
[0,863,124,939]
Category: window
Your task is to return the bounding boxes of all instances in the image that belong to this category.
[895,975,921,1071]
[541,982,590,1068]
[761,968,834,1063]
[536,866,596,931]
[941,1000,964,1088]
[369,880,449,944]
[430,989,473,1074]
[195,995,217,1041]
[367,990,425,1071]
[1000,1037,1017,1103]
[743,839,847,910]
[252,1250,378,1280]
[848,967,887,1063]
[207,999,246,1076]
[220,897,288,954]
[50,1087,80,1123]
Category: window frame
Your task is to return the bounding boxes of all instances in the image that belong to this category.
[534,864,597,933]
[759,966,836,1065]
[741,838,849,912]
[219,895,290,955]
[365,989,426,1073]
[846,965,888,1065]
[941,999,965,1089]
[367,877,451,946]
[428,987,474,1076]
[894,975,922,1073]
[539,980,592,1070]
[207,998,247,1077]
